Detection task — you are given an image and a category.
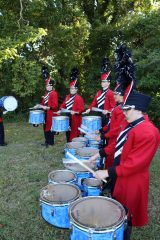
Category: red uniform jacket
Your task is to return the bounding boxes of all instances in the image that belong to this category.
[60,94,85,141]
[113,120,159,226]
[89,89,116,111]
[41,90,58,132]
[104,105,125,168]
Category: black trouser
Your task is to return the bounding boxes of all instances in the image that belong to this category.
[101,113,110,127]
[0,122,5,144]
[66,131,70,142]
[44,131,54,145]
[66,113,71,142]
[123,208,132,240]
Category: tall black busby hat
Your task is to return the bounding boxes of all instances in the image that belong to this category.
[115,45,136,102]
[69,67,79,88]
[42,66,50,80]
[100,57,111,81]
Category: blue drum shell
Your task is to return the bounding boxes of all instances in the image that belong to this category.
[52,116,69,132]
[69,196,126,240]
[82,116,101,133]
[82,178,102,197]
[29,110,45,124]
[40,183,81,228]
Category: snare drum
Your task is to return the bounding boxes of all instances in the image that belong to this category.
[0,96,18,111]
[85,134,100,149]
[52,116,69,132]
[48,170,77,185]
[72,137,88,146]
[69,196,126,240]
[82,178,103,196]
[75,171,93,191]
[29,110,45,124]
[82,116,101,133]
[40,183,81,228]
[65,142,85,159]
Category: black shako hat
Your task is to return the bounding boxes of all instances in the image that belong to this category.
[122,91,151,112]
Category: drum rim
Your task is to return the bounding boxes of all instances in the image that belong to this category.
[82,178,103,187]
[65,142,85,149]
[30,110,44,113]
[69,196,126,232]
[72,137,88,143]
[40,183,81,205]
[82,116,101,120]
[52,116,69,120]
[48,169,77,183]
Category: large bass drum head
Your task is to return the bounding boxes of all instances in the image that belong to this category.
[4,96,18,111]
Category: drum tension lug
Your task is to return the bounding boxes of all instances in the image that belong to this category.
[51,209,54,217]
[88,228,93,240]
[112,229,117,240]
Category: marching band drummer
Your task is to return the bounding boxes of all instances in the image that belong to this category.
[57,68,85,142]
[36,79,58,147]
[92,91,159,240]
[90,45,136,169]
[90,84,126,169]
[0,109,7,146]
[85,58,116,127]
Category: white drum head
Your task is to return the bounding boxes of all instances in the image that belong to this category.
[4,96,18,111]
[69,197,126,231]
[40,183,81,204]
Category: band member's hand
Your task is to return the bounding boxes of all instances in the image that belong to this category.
[34,104,41,109]
[95,135,101,141]
[71,110,76,115]
[41,106,48,110]
[95,130,100,134]
[85,109,90,114]
[102,110,109,115]
[89,152,100,163]
[57,110,61,114]
[93,170,109,180]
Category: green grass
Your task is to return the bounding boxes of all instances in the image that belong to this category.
[0,121,160,240]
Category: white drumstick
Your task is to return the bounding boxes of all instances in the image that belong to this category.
[92,107,103,112]
[78,127,87,134]
[80,124,96,134]
[66,152,107,184]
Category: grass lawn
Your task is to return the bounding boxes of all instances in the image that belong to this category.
[0,120,160,240]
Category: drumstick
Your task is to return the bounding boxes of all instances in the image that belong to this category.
[78,127,87,134]
[63,158,91,164]
[80,125,96,134]
[92,107,103,112]
[82,111,88,115]
[66,152,107,184]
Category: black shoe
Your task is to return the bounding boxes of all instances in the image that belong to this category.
[0,142,7,146]
[41,143,48,147]
[41,143,54,148]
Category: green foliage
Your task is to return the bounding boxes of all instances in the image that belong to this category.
[0,0,160,125]
[0,26,47,63]
[118,10,160,127]
[12,59,41,97]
